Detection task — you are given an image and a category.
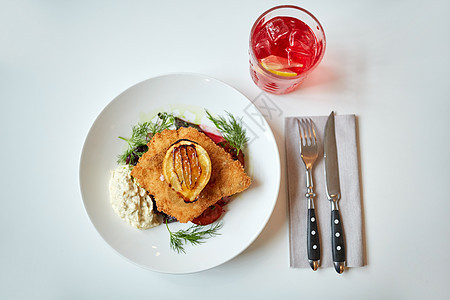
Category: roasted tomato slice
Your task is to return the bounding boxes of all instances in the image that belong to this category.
[191,204,224,225]
[216,196,231,207]
[218,142,245,167]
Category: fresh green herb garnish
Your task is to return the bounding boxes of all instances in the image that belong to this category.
[148,112,176,138]
[166,220,223,254]
[117,122,151,165]
[205,110,248,154]
[117,112,175,165]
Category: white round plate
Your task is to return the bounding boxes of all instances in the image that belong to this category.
[79,73,280,273]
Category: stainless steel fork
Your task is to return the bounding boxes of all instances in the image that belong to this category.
[298,118,321,271]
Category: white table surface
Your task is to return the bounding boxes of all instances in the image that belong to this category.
[1,0,449,299]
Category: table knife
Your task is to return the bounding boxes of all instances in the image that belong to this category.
[324,111,346,274]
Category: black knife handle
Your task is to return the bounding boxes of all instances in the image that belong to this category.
[331,209,345,263]
[307,208,320,262]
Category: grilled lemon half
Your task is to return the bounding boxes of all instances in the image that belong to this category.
[162,139,212,202]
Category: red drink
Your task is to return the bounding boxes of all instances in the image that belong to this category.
[249,6,326,94]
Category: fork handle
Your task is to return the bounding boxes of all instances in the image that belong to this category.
[307,208,320,269]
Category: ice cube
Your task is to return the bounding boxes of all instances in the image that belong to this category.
[253,28,272,58]
[286,47,313,69]
[289,29,316,54]
[286,46,310,59]
[265,18,290,43]
[254,37,272,58]
[286,28,318,67]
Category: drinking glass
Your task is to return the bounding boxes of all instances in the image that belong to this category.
[249,5,326,94]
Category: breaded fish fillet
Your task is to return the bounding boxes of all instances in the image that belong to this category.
[131,127,251,223]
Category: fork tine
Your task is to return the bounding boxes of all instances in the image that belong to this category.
[297,119,305,145]
[302,119,311,146]
[298,118,318,147]
[309,118,317,145]
[305,119,312,145]
[302,119,309,146]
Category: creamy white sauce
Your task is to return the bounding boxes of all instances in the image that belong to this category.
[109,165,162,229]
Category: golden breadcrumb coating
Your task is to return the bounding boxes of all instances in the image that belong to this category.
[130,127,251,223]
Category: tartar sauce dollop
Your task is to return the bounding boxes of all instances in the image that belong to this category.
[109,165,161,229]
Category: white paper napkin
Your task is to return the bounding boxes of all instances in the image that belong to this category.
[285,115,365,268]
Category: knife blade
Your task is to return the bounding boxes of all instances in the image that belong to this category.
[324,111,346,274]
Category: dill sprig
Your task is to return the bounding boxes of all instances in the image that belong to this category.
[117,112,175,165]
[116,122,151,165]
[148,112,175,138]
[166,221,223,254]
[205,110,248,154]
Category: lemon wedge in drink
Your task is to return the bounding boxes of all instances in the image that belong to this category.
[260,55,303,77]
[265,69,298,77]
